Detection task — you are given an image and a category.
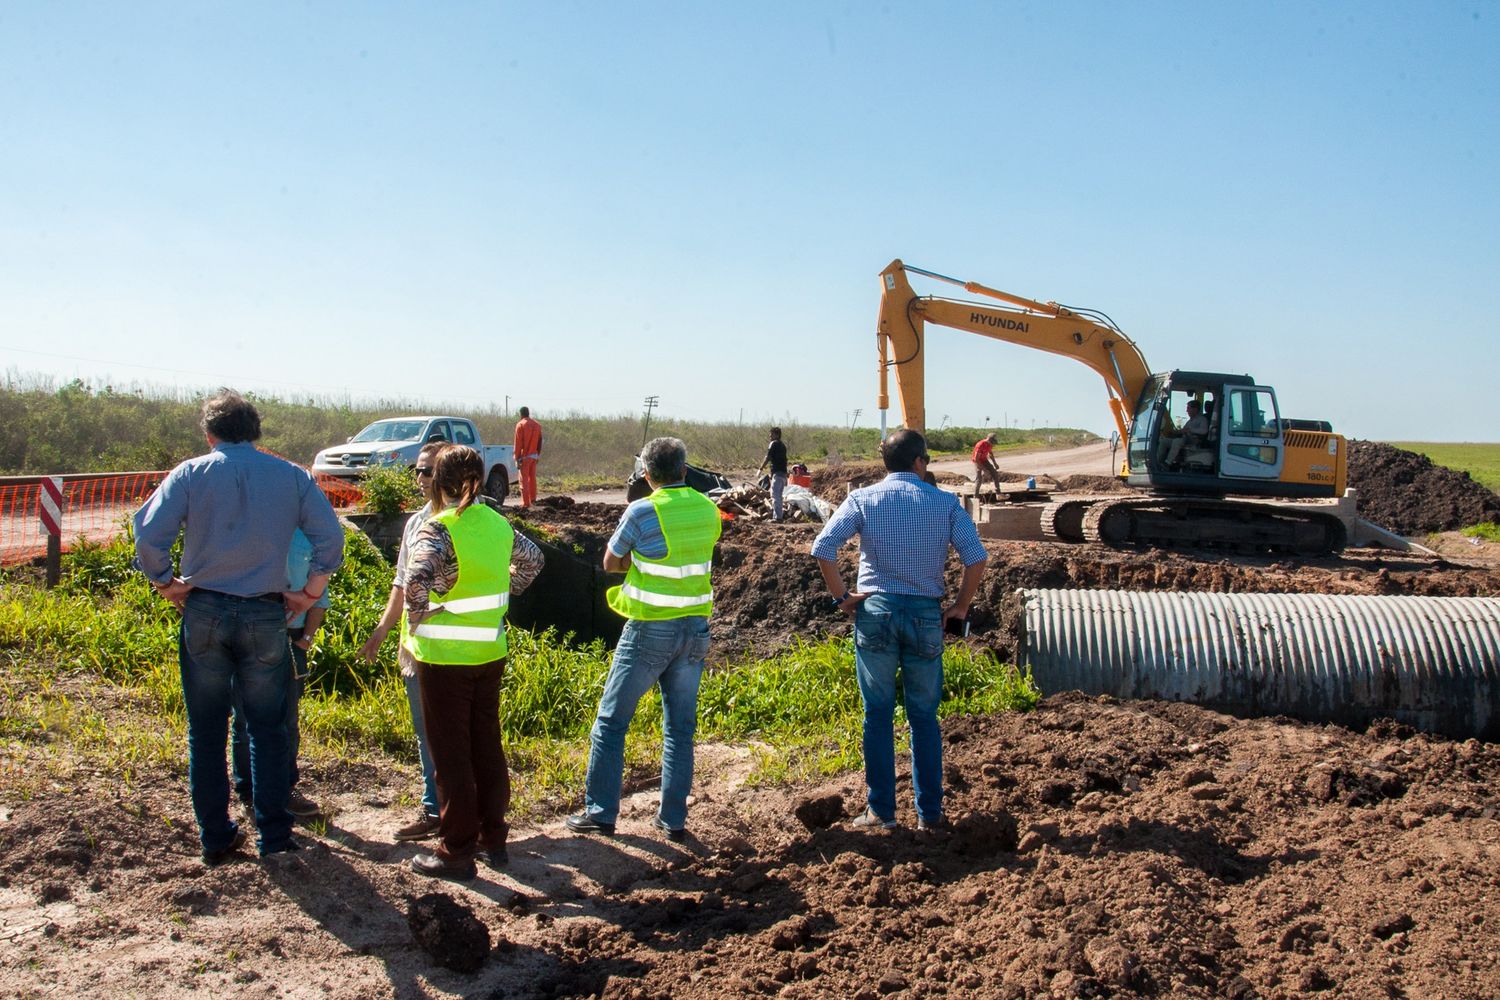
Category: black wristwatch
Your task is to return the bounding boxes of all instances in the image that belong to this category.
[829,592,848,611]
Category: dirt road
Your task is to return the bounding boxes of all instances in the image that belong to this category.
[568,441,1119,508]
[930,440,1117,483]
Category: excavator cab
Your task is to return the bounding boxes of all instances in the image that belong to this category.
[1127,372,1286,494]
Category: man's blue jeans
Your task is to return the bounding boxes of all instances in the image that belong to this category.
[232,635,305,803]
[180,590,294,855]
[853,593,946,824]
[404,666,440,818]
[583,616,710,830]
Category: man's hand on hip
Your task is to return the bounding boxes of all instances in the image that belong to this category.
[831,591,869,615]
[282,589,319,621]
[153,577,193,612]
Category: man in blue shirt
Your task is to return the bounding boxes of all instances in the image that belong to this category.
[811,429,988,831]
[134,390,344,864]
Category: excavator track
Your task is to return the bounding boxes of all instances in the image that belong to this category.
[1079,496,1348,556]
[1040,495,1116,543]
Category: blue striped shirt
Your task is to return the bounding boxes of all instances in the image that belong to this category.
[811,473,987,598]
[607,483,692,560]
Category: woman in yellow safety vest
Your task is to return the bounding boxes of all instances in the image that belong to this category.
[400,444,544,881]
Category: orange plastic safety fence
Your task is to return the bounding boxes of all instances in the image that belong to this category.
[0,464,363,567]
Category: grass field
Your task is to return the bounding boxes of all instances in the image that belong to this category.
[1387,442,1500,493]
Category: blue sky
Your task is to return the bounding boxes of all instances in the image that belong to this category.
[2,2,1495,441]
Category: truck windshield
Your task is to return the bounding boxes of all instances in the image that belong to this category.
[351,420,426,443]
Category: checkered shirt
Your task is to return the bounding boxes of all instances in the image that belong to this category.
[810,472,987,598]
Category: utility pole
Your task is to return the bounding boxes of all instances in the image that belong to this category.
[849,408,862,431]
[641,395,660,447]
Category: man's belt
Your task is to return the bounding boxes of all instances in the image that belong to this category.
[196,589,284,604]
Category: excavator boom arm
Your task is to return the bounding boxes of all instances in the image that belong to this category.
[877,259,1152,440]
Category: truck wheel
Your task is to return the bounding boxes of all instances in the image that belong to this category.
[486,467,509,506]
[626,475,652,502]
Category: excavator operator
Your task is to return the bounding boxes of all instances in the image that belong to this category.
[1164,399,1211,469]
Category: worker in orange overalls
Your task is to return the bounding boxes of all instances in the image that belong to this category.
[513,406,543,508]
[971,433,1003,500]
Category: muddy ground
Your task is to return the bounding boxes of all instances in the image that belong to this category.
[3,448,1499,998]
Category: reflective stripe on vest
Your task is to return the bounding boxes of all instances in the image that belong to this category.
[436,593,510,614]
[401,504,513,664]
[618,583,715,609]
[412,623,505,642]
[606,485,720,621]
[631,560,712,580]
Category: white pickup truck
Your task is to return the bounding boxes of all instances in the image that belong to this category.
[312,415,518,501]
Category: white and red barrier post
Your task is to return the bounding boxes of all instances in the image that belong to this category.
[39,476,64,588]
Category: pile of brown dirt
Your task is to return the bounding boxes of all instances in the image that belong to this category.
[1347,440,1500,534]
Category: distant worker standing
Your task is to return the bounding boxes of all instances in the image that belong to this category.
[513,406,543,508]
[134,389,344,864]
[812,429,988,831]
[971,432,1003,499]
[567,437,722,842]
[758,427,789,522]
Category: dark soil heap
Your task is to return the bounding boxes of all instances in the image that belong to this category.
[1347,440,1500,534]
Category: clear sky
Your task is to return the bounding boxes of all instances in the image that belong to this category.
[2,2,1495,442]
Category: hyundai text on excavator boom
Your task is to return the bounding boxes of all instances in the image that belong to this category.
[876,260,1349,555]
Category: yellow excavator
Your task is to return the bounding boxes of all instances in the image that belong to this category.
[877,259,1349,554]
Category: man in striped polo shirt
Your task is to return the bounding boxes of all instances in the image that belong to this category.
[567,436,722,842]
[812,429,988,832]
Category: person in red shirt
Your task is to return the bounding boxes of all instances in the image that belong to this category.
[971,433,1002,500]
[513,406,543,508]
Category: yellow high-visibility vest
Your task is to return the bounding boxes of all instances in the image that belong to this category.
[401,504,513,664]
[606,486,720,621]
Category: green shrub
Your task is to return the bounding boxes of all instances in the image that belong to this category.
[358,464,421,517]
[1462,522,1500,542]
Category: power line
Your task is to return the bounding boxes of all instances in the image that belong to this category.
[641,395,660,447]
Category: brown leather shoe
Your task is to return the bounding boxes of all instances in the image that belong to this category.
[410,852,476,881]
[394,813,441,842]
[287,791,322,818]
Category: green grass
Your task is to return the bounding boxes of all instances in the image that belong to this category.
[1387,441,1500,494]
[1462,522,1500,543]
[1,530,1040,816]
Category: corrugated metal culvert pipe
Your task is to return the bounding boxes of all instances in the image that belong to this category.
[1017,589,1500,740]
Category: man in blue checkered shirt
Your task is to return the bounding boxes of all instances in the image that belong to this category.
[811,429,988,832]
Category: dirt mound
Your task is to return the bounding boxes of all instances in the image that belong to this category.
[1347,440,1500,534]
[1054,473,1133,494]
[6,692,1499,998]
[809,461,885,503]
